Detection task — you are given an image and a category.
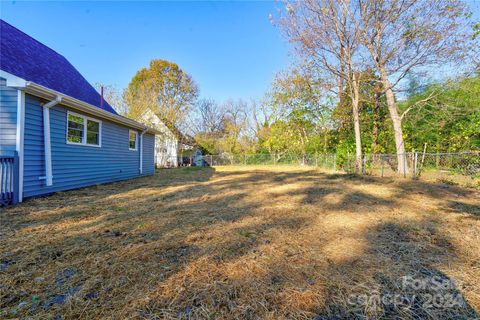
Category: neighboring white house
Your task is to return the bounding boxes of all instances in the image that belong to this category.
[141,109,178,168]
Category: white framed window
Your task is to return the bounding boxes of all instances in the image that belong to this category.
[66,111,101,147]
[129,130,138,151]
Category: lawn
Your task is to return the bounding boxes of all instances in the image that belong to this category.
[1,166,479,319]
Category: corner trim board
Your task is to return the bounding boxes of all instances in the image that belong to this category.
[16,90,25,202]
[139,129,148,174]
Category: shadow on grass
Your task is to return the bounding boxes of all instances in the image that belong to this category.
[0,167,479,319]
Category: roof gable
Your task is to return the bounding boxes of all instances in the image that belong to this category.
[141,109,196,146]
[0,19,117,115]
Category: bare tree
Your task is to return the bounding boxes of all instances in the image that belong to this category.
[196,98,225,134]
[277,0,366,172]
[221,99,248,154]
[359,0,475,172]
[94,83,128,115]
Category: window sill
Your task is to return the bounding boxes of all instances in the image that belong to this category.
[67,141,102,148]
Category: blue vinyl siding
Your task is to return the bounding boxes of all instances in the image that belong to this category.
[142,134,155,175]
[0,77,17,152]
[23,93,155,198]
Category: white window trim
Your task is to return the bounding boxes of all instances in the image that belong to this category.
[129,130,138,151]
[66,110,102,147]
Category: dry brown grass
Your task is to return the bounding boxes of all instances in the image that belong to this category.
[1,166,479,319]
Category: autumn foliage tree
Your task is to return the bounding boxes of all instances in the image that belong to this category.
[125,59,199,127]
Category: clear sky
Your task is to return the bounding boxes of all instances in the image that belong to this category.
[2,1,479,103]
[0,1,291,102]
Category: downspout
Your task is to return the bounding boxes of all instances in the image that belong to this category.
[139,128,148,174]
[41,96,62,186]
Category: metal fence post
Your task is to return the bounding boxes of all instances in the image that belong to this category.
[315,154,318,167]
[244,154,247,166]
[347,152,350,173]
[333,154,336,172]
[403,153,407,178]
[413,152,418,179]
[381,155,384,177]
[362,155,367,175]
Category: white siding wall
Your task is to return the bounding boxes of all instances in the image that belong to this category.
[155,134,178,167]
[0,77,18,152]
[141,109,179,168]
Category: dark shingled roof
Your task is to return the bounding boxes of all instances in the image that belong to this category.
[0,19,117,115]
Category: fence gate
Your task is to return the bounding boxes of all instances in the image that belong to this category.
[0,151,19,206]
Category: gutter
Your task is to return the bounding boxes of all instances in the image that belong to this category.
[24,81,159,135]
[41,96,62,186]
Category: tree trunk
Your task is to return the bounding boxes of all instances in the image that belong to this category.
[379,68,407,173]
[338,46,345,106]
[351,74,362,173]
[371,87,381,153]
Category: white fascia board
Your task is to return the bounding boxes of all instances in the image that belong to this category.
[0,70,27,87]
[22,81,159,135]
[141,108,177,138]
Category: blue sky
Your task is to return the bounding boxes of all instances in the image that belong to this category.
[2,1,479,103]
[0,1,291,102]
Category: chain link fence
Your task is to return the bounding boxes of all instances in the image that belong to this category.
[198,152,480,187]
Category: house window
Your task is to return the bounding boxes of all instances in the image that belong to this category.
[67,113,84,143]
[67,111,101,146]
[129,130,138,150]
[87,119,100,145]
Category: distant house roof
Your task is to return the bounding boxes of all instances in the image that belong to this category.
[0,19,117,115]
[140,108,197,147]
[161,118,196,147]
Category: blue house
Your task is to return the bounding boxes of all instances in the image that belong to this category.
[0,20,157,204]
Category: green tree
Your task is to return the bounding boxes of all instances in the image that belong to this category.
[257,68,333,156]
[401,75,480,152]
[359,0,475,172]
